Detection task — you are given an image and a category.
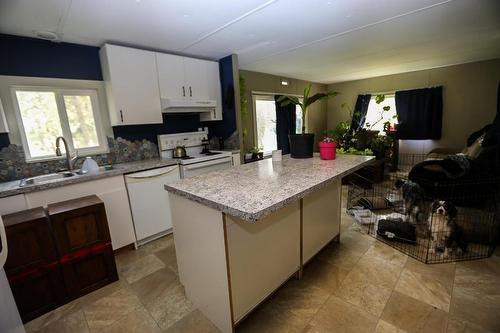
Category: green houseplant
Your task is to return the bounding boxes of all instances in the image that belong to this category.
[277,84,338,158]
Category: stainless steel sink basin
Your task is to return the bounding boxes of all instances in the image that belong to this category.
[18,165,115,187]
[19,172,75,187]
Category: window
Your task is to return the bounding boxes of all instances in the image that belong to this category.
[253,95,302,156]
[12,87,107,161]
[364,94,398,133]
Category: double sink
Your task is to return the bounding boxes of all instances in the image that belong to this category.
[18,166,115,187]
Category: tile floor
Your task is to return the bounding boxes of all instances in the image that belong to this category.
[25,210,500,333]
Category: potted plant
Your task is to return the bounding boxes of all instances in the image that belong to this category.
[277,84,338,158]
[319,131,337,160]
[250,146,263,160]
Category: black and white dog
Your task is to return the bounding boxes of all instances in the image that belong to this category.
[428,200,467,257]
[394,179,427,225]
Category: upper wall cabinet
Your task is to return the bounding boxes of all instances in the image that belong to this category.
[100,44,162,126]
[156,53,222,121]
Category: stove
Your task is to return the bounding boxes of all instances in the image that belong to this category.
[158,131,233,178]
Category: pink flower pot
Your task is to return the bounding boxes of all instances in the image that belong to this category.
[319,141,337,160]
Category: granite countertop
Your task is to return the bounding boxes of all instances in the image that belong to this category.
[0,158,179,198]
[165,154,375,222]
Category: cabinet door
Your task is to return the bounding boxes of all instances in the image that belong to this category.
[184,57,209,100]
[156,52,186,99]
[199,61,223,121]
[0,194,28,216]
[100,44,162,125]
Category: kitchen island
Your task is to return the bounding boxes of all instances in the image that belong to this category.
[165,154,374,332]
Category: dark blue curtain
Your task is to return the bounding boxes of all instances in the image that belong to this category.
[483,82,500,147]
[350,94,371,134]
[395,87,442,140]
[275,95,296,155]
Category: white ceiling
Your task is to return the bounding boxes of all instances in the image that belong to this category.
[1,0,499,84]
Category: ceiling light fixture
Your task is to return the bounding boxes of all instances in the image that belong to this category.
[33,30,60,42]
[280,79,289,86]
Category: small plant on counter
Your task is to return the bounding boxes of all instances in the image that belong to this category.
[319,130,337,160]
[249,146,264,160]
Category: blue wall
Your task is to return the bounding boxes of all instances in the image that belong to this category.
[0,33,102,80]
[0,34,238,148]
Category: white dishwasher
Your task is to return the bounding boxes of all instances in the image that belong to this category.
[125,165,180,246]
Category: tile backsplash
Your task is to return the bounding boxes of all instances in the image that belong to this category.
[0,136,158,182]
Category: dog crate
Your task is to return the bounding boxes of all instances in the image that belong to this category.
[346,157,499,264]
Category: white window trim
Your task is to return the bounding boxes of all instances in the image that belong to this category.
[252,93,303,157]
[11,85,108,162]
[252,94,275,156]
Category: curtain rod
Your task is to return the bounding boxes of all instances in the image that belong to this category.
[251,90,303,98]
[361,85,443,95]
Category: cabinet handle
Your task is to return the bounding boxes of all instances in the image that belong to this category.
[120,110,124,122]
[182,86,185,97]
[189,86,192,97]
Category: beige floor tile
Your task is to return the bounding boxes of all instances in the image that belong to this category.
[344,254,403,290]
[118,253,166,284]
[78,279,129,307]
[101,306,161,333]
[129,267,178,303]
[381,291,448,333]
[394,259,455,312]
[154,244,179,274]
[36,309,89,333]
[339,229,374,256]
[236,299,308,333]
[364,242,408,268]
[301,257,352,294]
[374,320,407,333]
[140,234,175,254]
[268,278,330,321]
[446,316,496,333]
[317,242,364,270]
[24,300,82,332]
[308,295,378,333]
[83,287,143,331]
[335,274,393,317]
[166,309,219,333]
[450,257,500,332]
[144,282,194,330]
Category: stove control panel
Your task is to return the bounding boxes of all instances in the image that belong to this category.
[158,130,208,151]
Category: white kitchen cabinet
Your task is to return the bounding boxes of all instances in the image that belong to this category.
[200,61,223,121]
[100,44,162,125]
[156,53,186,100]
[0,194,28,216]
[157,52,223,121]
[24,176,136,250]
[183,57,210,100]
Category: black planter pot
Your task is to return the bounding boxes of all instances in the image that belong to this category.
[289,133,315,158]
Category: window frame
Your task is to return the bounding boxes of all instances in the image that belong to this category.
[11,85,108,162]
[252,94,276,156]
[252,93,303,156]
[363,93,398,134]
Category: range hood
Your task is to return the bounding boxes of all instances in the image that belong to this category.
[161,98,216,113]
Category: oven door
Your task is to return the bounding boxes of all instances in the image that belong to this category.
[181,156,232,178]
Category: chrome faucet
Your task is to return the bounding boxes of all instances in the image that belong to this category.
[55,136,79,172]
